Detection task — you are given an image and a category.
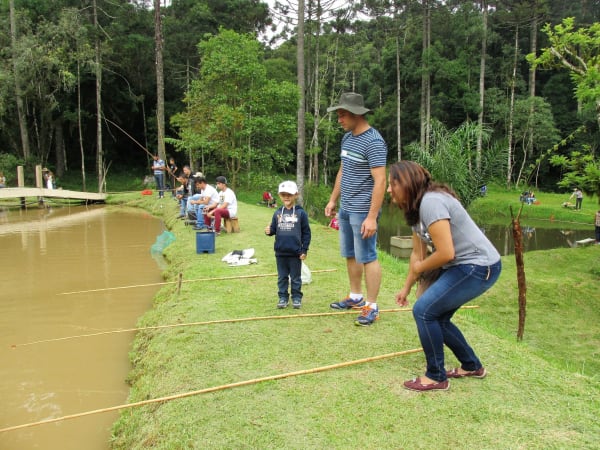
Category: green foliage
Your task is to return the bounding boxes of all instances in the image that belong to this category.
[550,146,600,202]
[528,17,600,130]
[0,153,23,184]
[405,120,494,208]
[172,28,298,189]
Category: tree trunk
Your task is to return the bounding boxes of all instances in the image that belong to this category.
[529,11,538,187]
[506,25,519,187]
[77,60,87,191]
[93,0,104,193]
[420,0,431,152]
[296,0,306,202]
[55,121,65,178]
[396,35,402,161]
[155,0,166,161]
[476,0,488,170]
[309,0,321,184]
[9,0,31,160]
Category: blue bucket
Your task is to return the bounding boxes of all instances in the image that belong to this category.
[196,231,215,254]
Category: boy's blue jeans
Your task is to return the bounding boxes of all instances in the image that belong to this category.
[412,261,502,382]
[276,256,302,302]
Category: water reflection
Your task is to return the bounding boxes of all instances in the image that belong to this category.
[0,205,164,450]
[378,206,593,256]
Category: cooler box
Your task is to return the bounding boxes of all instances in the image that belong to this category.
[196,231,215,254]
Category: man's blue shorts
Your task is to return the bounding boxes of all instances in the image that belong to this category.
[338,208,379,264]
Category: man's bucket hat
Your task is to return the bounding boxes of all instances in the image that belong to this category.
[327,92,371,115]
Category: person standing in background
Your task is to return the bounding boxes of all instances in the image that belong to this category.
[570,188,583,210]
[152,155,166,199]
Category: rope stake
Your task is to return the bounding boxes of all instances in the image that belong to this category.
[0,347,423,434]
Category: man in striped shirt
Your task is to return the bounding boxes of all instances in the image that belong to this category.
[325,93,388,326]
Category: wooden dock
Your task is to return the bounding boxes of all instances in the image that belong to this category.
[0,187,106,203]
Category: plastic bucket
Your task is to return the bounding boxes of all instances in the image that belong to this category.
[196,231,215,254]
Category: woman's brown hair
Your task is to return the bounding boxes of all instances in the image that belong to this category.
[389,161,457,226]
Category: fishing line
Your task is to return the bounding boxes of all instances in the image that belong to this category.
[0,347,424,433]
[10,306,479,348]
[56,269,338,295]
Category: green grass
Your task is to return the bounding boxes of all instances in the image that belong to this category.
[106,191,600,449]
[468,184,597,228]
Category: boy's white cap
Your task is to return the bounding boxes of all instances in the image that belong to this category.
[278,180,298,195]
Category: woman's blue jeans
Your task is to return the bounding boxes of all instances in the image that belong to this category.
[412,261,502,382]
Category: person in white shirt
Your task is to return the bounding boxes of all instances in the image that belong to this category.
[204,176,237,234]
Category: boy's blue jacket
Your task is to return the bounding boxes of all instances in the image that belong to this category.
[267,205,311,257]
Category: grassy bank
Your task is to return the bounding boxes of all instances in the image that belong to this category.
[468,184,598,228]
[107,191,599,449]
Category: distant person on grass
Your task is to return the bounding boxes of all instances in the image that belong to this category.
[265,180,311,309]
[324,92,387,326]
[570,188,583,210]
[389,161,502,392]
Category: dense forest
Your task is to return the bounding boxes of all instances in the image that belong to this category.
[0,0,598,198]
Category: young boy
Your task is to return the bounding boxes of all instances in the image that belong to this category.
[264,181,311,309]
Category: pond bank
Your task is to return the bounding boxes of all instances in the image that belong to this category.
[107,192,599,449]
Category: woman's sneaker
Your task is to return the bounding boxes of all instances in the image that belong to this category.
[355,304,379,326]
[329,296,365,310]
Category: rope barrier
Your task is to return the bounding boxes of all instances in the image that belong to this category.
[56,269,338,295]
[0,347,423,434]
[10,306,479,348]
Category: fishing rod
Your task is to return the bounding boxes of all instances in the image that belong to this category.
[0,347,424,433]
[10,306,479,348]
[103,116,154,158]
[103,116,176,179]
[56,269,338,296]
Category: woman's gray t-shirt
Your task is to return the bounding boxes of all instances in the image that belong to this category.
[412,191,501,267]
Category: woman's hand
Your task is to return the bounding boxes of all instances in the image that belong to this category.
[395,287,411,307]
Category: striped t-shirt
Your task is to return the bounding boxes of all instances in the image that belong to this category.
[339,127,387,213]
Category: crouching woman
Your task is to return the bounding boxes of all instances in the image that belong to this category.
[389,161,502,392]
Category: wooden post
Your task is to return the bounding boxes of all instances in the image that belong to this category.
[510,204,527,341]
[35,165,44,206]
[17,165,25,209]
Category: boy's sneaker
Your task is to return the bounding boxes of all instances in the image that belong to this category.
[330,296,365,310]
[292,299,301,309]
[355,304,379,326]
[277,298,289,309]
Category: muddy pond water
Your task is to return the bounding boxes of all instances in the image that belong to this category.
[0,205,164,450]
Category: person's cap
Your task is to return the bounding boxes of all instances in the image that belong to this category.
[216,176,227,184]
[278,180,298,195]
[193,172,203,178]
[327,92,371,115]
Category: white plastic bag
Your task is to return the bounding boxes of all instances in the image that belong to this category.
[301,261,312,284]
